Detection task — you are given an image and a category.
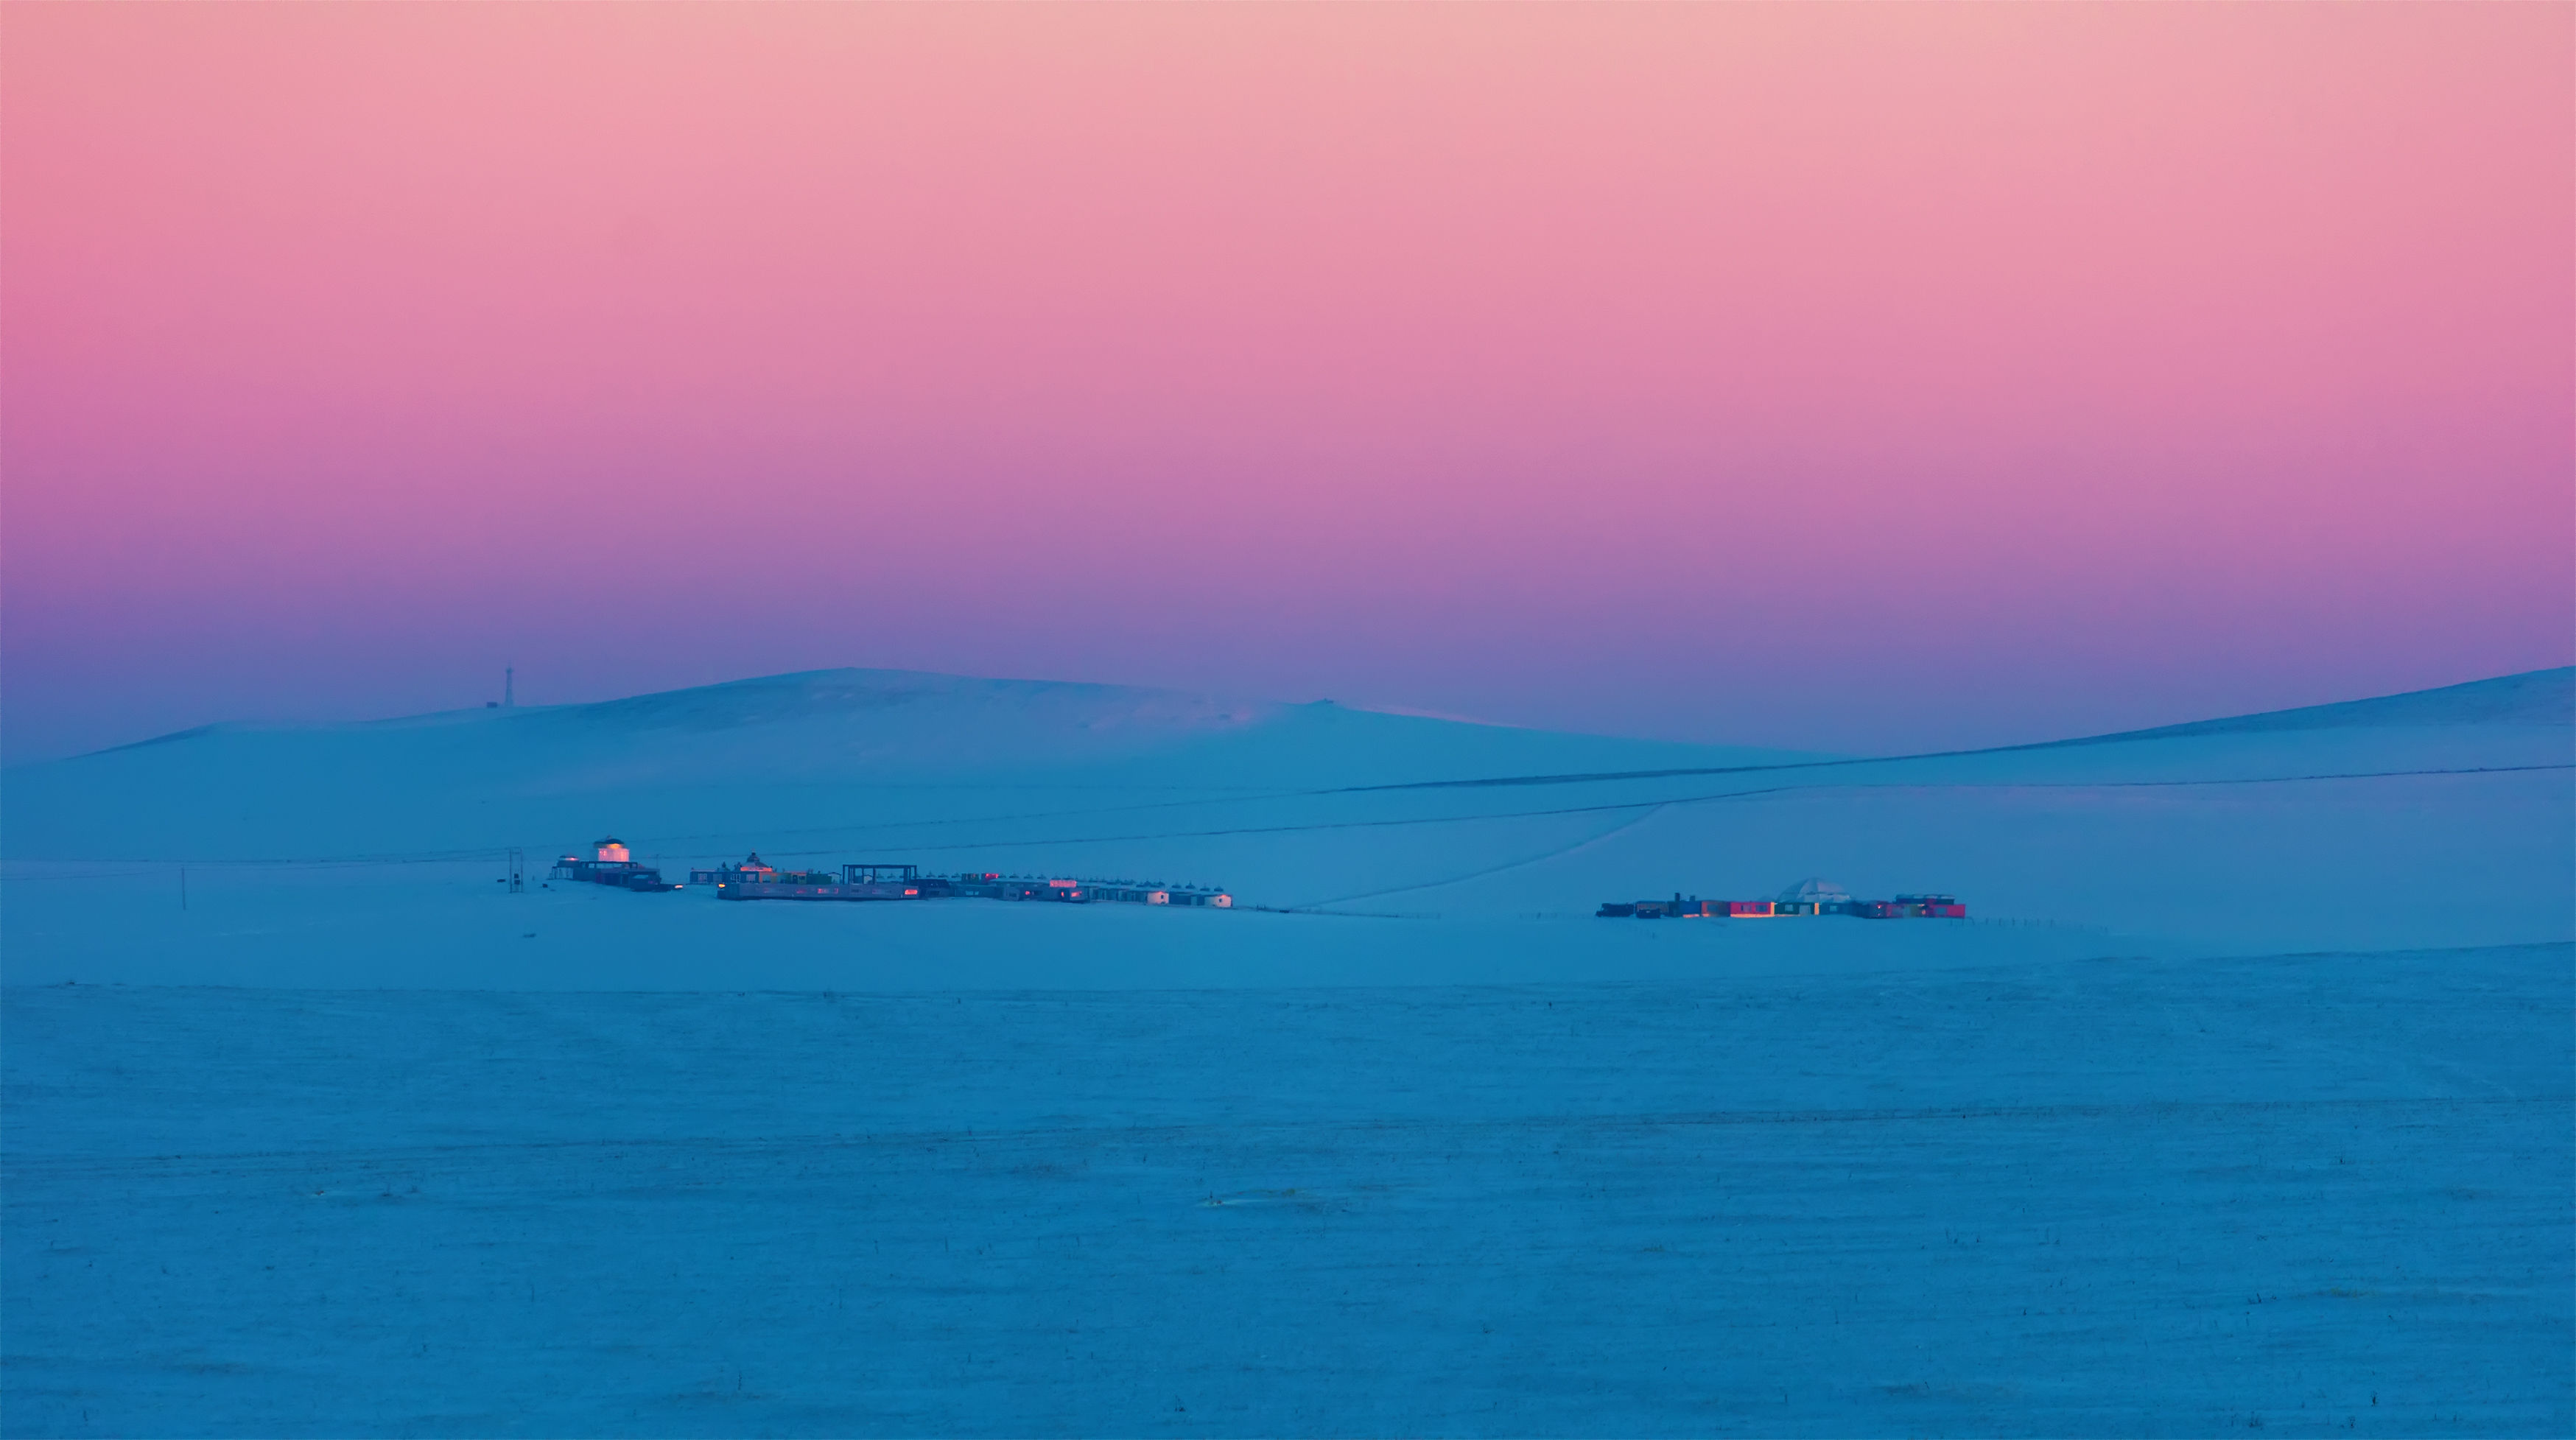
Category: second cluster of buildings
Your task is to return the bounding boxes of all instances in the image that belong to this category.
[1600,877,1964,920]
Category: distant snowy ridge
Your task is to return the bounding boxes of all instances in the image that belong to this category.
[2044,665,2572,744]
[1327,665,2576,795]
[0,666,1818,863]
[84,668,1285,756]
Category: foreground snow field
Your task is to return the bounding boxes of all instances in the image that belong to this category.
[5,944,2569,1436]
[2,667,2569,1433]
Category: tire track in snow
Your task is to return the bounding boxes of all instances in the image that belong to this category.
[1287,804,1673,912]
[854,762,2576,854]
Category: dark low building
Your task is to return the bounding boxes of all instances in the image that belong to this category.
[717,862,929,902]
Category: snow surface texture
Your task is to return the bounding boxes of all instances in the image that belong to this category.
[2,667,2570,1433]
[6,949,2568,1436]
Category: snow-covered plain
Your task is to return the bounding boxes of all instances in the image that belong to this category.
[6,949,2569,1436]
[3,667,2570,1433]
[5,666,2572,982]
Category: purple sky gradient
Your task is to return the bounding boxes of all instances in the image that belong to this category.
[4,5,2569,761]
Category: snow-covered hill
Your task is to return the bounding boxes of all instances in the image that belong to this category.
[1,666,2567,985]
[0,668,1824,861]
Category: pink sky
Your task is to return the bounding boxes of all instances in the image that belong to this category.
[4,4,2569,759]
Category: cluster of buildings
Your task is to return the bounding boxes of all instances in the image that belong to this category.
[1599,878,1963,920]
[673,851,1235,908]
[555,841,1956,922]
[553,840,1240,908]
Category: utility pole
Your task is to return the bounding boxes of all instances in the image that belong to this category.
[505,667,515,707]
